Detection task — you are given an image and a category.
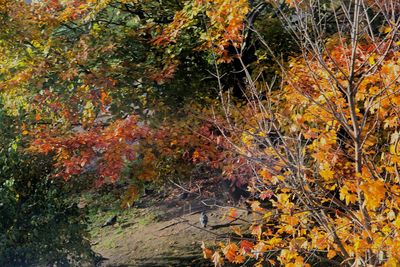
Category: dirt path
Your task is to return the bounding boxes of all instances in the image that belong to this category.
[89,190,249,267]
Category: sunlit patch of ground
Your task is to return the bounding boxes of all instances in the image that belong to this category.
[86,184,252,267]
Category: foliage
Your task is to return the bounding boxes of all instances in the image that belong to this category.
[0,0,263,189]
[28,100,233,206]
[4,0,400,266]
[152,0,250,63]
[0,0,226,185]
[198,0,400,266]
[0,103,95,266]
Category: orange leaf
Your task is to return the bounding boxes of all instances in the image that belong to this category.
[233,254,245,264]
[201,241,213,259]
[240,240,254,254]
[250,224,262,240]
[222,243,239,262]
[360,180,385,210]
[251,201,265,213]
[327,249,337,259]
[259,169,272,180]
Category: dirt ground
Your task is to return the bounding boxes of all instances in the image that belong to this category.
[88,182,251,267]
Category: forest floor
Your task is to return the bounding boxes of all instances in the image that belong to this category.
[84,178,253,267]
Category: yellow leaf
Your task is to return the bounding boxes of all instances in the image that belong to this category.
[267,236,282,247]
[346,194,358,205]
[340,184,358,205]
[277,193,290,205]
[319,168,334,181]
[285,215,299,227]
[259,169,272,180]
[369,55,376,66]
[327,249,336,259]
[383,26,392,34]
[394,216,400,228]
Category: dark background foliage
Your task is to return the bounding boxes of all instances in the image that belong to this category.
[0,104,94,266]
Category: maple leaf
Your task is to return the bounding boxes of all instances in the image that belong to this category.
[250,201,265,213]
[319,167,334,181]
[259,169,272,180]
[339,184,358,205]
[259,190,273,200]
[222,243,239,262]
[192,149,201,162]
[250,224,262,240]
[232,254,245,264]
[276,193,290,205]
[252,242,267,260]
[360,180,386,210]
[239,240,254,255]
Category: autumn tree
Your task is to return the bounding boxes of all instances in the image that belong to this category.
[200,0,400,266]
[0,0,214,186]
[0,0,294,188]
